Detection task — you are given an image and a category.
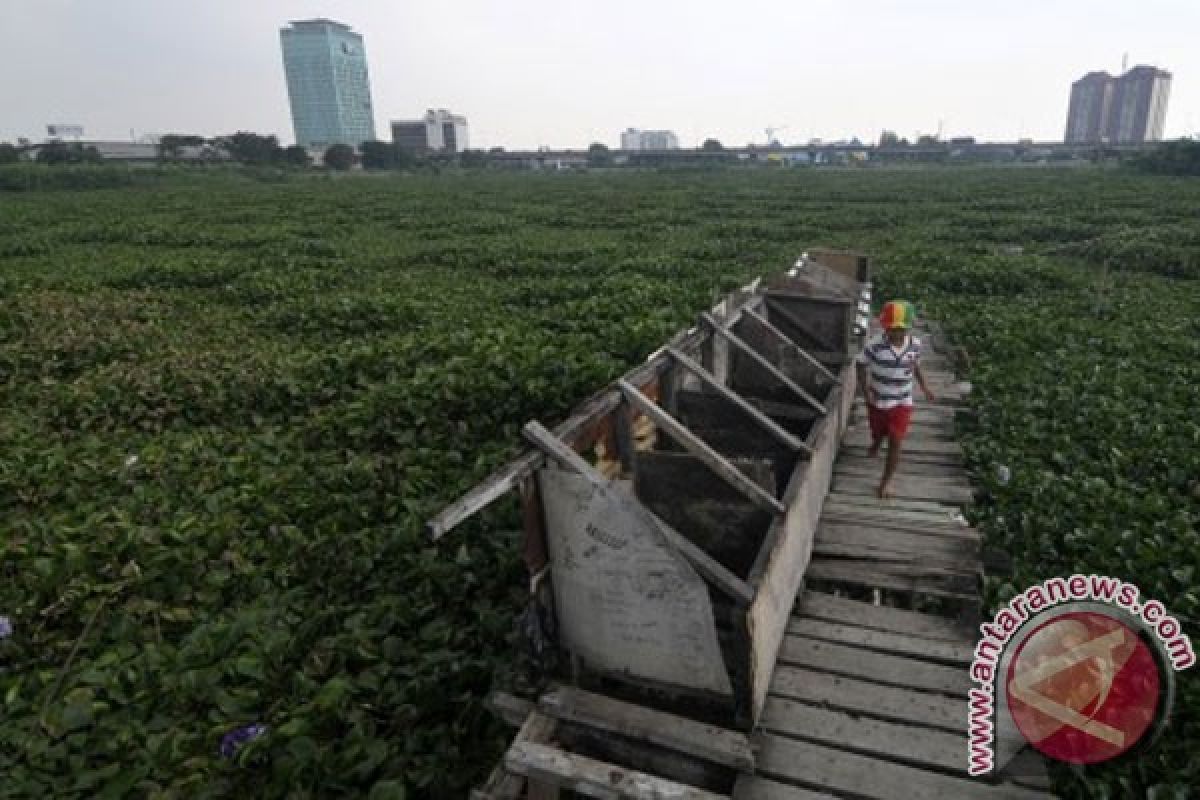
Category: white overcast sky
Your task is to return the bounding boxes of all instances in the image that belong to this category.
[1,0,1196,149]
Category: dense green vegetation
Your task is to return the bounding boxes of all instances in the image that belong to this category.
[1,168,1197,798]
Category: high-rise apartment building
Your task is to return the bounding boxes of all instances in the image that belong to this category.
[280,19,376,149]
[391,110,470,153]
[1064,72,1115,144]
[1107,66,1171,144]
[1064,65,1171,144]
[620,129,680,150]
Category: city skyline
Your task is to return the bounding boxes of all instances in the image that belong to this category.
[2,1,1198,150]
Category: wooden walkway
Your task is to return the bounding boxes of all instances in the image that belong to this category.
[734,342,1057,799]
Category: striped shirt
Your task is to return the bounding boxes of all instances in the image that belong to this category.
[856,333,921,409]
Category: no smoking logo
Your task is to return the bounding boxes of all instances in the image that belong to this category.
[1006,610,1167,764]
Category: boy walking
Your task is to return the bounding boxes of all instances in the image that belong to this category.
[855,300,936,498]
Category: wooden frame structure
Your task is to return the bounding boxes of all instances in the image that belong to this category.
[429,252,869,737]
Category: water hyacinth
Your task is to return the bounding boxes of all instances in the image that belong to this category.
[219,723,267,759]
[0,616,12,639]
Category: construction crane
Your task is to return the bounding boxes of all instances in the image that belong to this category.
[764,126,788,147]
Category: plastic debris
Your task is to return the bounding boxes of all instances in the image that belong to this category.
[219,723,267,758]
[996,465,1012,486]
[0,616,12,639]
[124,454,139,468]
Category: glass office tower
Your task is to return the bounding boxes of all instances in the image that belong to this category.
[280,19,376,149]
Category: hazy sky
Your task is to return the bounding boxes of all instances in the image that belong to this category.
[2,1,1196,149]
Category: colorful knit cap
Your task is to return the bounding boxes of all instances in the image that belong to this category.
[879,300,915,330]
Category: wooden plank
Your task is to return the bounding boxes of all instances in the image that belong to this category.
[819,514,980,542]
[752,734,1055,799]
[770,665,967,733]
[760,697,968,773]
[733,775,838,800]
[842,432,962,453]
[823,494,960,514]
[505,741,730,800]
[816,521,980,555]
[667,347,811,455]
[745,377,854,723]
[538,686,756,771]
[839,445,963,467]
[524,420,755,606]
[835,474,974,506]
[703,312,827,416]
[831,476,974,505]
[742,307,840,384]
[777,635,972,696]
[796,592,969,641]
[785,618,974,665]
[834,459,968,480]
[619,380,786,516]
[812,543,980,574]
[805,561,978,602]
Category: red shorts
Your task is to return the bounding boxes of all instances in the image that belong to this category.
[868,404,913,440]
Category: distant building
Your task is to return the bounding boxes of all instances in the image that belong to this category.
[620,128,680,150]
[390,110,469,153]
[1065,72,1115,143]
[280,19,376,149]
[1065,65,1171,144]
[1107,66,1171,144]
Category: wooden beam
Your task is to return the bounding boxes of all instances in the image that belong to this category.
[504,741,730,800]
[667,346,811,455]
[539,686,756,771]
[618,380,786,516]
[522,421,755,606]
[741,307,839,385]
[701,313,826,416]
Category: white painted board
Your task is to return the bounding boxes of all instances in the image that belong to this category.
[539,465,733,696]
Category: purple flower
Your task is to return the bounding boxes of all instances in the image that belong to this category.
[219,723,267,758]
[0,616,12,640]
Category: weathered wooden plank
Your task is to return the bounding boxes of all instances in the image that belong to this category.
[777,635,972,696]
[770,665,967,733]
[668,347,812,455]
[745,377,854,724]
[842,432,962,453]
[831,476,974,505]
[823,493,961,515]
[733,775,838,800]
[806,561,978,602]
[703,312,827,416]
[760,697,968,773]
[619,380,786,515]
[752,734,1055,799]
[785,618,974,665]
[839,445,964,467]
[834,459,968,480]
[505,741,730,800]
[816,521,980,554]
[524,420,754,606]
[796,592,969,641]
[742,307,840,384]
[538,686,756,771]
[812,543,980,575]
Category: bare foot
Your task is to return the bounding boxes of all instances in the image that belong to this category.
[877,482,895,499]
